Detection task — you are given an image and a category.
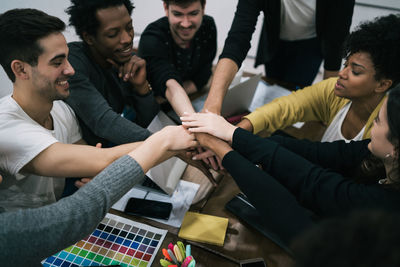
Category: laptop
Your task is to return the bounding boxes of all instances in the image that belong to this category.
[191,74,262,117]
[134,111,187,196]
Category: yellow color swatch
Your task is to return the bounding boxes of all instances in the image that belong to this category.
[178,212,228,246]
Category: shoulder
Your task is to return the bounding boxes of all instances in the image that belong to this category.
[67,42,92,68]
[52,101,78,124]
[142,17,170,36]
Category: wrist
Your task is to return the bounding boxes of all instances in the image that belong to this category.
[135,80,152,96]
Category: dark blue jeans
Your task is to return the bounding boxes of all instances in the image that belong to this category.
[265,37,323,88]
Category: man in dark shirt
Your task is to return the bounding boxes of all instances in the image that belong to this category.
[65,0,159,147]
[138,0,216,117]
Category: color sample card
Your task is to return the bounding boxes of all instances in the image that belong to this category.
[42,213,167,267]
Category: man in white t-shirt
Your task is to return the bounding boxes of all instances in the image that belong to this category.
[0,9,142,211]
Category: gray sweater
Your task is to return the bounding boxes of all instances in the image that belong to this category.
[0,155,144,266]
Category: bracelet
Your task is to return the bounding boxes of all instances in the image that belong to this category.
[137,81,152,96]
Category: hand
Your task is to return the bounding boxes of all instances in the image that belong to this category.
[74,177,92,188]
[181,111,237,142]
[323,69,339,80]
[107,55,148,94]
[157,125,199,151]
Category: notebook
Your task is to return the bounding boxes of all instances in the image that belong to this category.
[178,212,229,246]
[135,111,187,196]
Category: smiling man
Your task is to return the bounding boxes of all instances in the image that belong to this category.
[65,0,159,147]
[138,0,216,117]
[0,8,151,211]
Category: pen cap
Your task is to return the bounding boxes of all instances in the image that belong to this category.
[186,244,191,257]
[173,245,183,262]
[160,259,173,267]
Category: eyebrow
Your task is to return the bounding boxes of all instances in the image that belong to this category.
[49,54,66,62]
[350,62,366,69]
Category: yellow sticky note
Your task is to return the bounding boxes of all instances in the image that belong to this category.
[178,212,229,246]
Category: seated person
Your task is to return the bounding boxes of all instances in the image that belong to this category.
[291,210,400,267]
[0,125,198,266]
[65,0,159,147]
[0,8,155,211]
[138,0,216,116]
[181,83,400,247]
[233,14,400,142]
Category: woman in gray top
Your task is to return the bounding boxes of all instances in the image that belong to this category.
[0,125,197,266]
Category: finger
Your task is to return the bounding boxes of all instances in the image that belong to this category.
[95,143,102,148]
[192,149,214,160]
[208,156,218,171]
[80,178,92,183]
[74,180,85,188]
[216,156,224,170]
[196,147,210,164]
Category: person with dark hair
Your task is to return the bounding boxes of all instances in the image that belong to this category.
[138,0,216,117]
[180,81,400,248]
[65,0,159,147]
[0,125,198,266]
[291,210,400,267]
[233,14,400,143]
[0,8,161,211]
[202,0,355,117]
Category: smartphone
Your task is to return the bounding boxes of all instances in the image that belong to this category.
[124,197,172,220]
[240,258,267,267]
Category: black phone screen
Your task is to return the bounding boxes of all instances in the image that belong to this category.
[240,258,266,267]
[124,197,172,220]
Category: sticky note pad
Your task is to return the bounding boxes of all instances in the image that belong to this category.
[178,212,229,246]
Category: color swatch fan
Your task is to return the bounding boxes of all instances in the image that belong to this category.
[42,213,167,267]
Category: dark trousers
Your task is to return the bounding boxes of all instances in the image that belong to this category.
[265,37,323,88]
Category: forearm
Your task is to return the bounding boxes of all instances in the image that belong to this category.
[165,79,195,116]
[236,118,254,132]
[203,58,238,114]
[24,142,143,178]
[0,155,144,265]
[128,132,174,173]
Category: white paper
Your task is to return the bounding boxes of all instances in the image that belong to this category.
[112,180,199,228]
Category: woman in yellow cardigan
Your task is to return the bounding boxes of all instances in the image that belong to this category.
[238,14,400,142]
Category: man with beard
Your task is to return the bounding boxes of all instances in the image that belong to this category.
[138,0,216,117]
[65,0,160,147]
[0,8,145,210]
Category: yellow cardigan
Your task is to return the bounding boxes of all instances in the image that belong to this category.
[245,77,384,139]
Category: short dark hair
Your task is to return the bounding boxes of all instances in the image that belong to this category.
[0,9,65,82]
[163,0,205,8]
[66,0,134,40]
[292,210,400,267]
[343,14,400,89]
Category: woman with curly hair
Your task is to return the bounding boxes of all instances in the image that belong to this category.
[236,14,400,143]
[181,82,400,249]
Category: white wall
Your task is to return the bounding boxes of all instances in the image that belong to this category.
[0,1,399,97]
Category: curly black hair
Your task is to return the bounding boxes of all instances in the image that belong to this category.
[66,0,134,40]
[343,14,400,89]
[162,0,205,8]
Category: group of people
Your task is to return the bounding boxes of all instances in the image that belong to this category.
[1,0,400,266]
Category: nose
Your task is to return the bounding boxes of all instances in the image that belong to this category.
[120,29,133,44]
[338,66,347,79]
[64,60,75,76]
[181,16,191,28]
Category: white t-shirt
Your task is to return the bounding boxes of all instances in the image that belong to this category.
[321,102,365,143]
[0,95,81,211]
[280,0,317,41]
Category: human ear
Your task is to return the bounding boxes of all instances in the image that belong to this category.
[376,79,393,94]
[11,60,29,80]
[82,32,95,46]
